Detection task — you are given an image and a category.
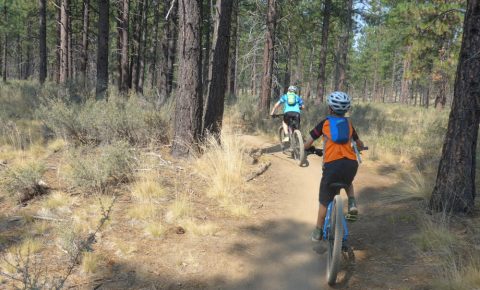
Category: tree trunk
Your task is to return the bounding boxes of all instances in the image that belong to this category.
[430,0,480,214]
[203,0,233,135]
[158,0,178,103]
[59,0,69,83]
[24,19,33,79]
[316,0,331,102]
[39,0,47,84]
[172,0,203,157]
[283,32,292,90]
[335,0,352,92]
[259,0,276,115]
[228,0,239,100]
[136,0,148,93]
[202,0,212,95]
[117,0,129,93]
[130,0,142,90]
[151,0,161,88]
[81,0,90,85]
[96,0,110,99]
[400,46,412,104]
[2,2,7,82]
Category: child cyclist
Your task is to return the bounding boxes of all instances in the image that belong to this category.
[303,91,365,241]
[270,85,305,142]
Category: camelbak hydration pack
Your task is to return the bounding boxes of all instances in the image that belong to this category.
[287,92,297,106]
[326,116,351,144]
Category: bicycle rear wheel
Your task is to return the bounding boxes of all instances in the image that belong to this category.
[326,195,344,285]
[292,130,304,166]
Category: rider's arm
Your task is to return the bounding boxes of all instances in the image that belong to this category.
[270,101,281,115]
[298,96,305,110]
[304,136,314,150]
[305,119,326,149]
[352,127,365,148]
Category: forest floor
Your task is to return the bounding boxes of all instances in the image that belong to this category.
[1,133,479,289]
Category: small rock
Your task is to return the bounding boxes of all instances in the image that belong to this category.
[176,226,185,234]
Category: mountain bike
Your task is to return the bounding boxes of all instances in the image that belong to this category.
[307,145,368,285]
[271,114,304,166]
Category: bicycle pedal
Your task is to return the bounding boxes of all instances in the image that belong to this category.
[345,214,358,222]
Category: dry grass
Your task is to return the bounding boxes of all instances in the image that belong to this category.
[127,203,159,221]
[182,219,217,236]
[194,133,250,216]
[166,195,191,222]
[130,173,165,202]
[81,252,102,274]
[144,223,166,238]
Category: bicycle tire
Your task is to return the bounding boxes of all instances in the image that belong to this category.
[326,195,344,285]
[278,126,286,152]
[293,130,304,166]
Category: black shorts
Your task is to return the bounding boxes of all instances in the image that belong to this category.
[319,158,358,206]
[283,112,301,129]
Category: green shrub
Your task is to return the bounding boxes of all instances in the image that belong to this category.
[68,142,136,192]
[1,161,48,203]
[38,97,169,146]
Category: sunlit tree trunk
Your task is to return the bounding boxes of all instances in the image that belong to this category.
[259,0,276,115]
[81,0,90,86]
[430,0,480,214]
[316,0,331,102]
[39,0,47,84]
[203,0,233,135]
[172,0,203,157]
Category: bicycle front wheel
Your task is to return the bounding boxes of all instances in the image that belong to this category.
[326,195,344,285]
[292,130,304,166]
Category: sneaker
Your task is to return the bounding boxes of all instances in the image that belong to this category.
[311,227,322,242]
[282,136,289,142]
[348,198,358,215]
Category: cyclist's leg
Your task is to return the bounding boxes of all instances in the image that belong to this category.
[337,159,359,216]
[282,114,289,135]
[312,163,336,241]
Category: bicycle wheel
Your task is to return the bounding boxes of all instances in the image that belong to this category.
[326,195,344,285]
[278,126,286,152]
[292,130,304,166]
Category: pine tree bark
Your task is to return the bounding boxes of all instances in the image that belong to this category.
[136,0,148,93]
[316,0,331,102]
[130,0,142,90]
[117,0,129,93]
[429,0,480,214]
[2,2,7,82]
[172,0,203,157]
[81,0,90,85]
[400,46,412,104]
[335,0,352,91]
[151,0,161,88]
[259,0,276,115]
[203,0,233,135]
[202,0,212,94]
[96,0,110,99]
[227,0,239,100]
[24,19,33,79]
[59,0,69,83]
[39,0,47,84]
[158,0,178,103]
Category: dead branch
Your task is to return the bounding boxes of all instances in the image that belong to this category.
[245,162,271,182]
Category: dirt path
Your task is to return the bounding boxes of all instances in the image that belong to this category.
[222,134,424,290]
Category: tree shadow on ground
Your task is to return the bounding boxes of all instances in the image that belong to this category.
[74,183,434,290]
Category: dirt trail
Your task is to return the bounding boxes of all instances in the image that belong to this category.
[224,134,407,290]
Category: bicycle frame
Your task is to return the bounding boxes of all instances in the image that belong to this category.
[323,195,349,242]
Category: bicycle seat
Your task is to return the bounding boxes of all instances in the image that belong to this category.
[329,182,349,193]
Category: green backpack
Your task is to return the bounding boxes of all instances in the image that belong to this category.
[287,92,297,106]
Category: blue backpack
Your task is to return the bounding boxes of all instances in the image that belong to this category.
[326,116,351,144]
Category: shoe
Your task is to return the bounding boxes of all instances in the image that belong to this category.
[282,136,289,142]
[348,198,358,215]
[311,227,322,242]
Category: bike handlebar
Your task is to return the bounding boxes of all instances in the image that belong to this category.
[306,146,368,157]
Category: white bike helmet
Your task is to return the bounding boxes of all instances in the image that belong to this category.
[288,85,298,93]
[327,91,351,114]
